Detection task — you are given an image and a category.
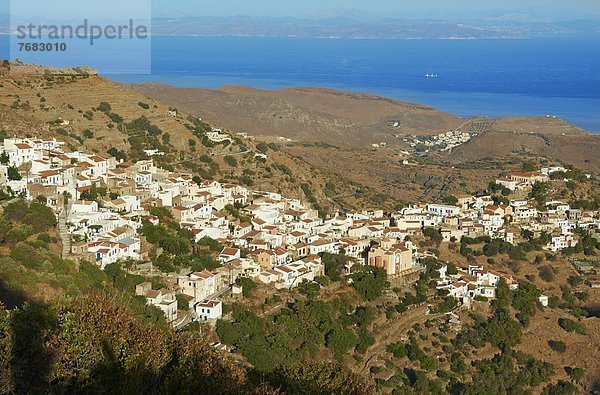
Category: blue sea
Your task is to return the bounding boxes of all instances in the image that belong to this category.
[2,35,600,132]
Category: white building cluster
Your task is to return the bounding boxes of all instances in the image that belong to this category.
[1,136,597,324]
[403,130,475,152]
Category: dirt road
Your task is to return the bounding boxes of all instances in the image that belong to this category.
[356,305,443,374]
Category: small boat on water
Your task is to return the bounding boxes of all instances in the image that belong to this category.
[425,73,438,78]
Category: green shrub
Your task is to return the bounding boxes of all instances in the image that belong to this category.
[23,202,57,232]
[386,342,407,358]
[223,155,238,167]
[239,277,257,298]
[547,340,566,353]
[565,367,585,382]
[98,101,112,113]
[558,318,587,335]
[538,265,555,282]
[256,142,269,153]
[10,242,45,269]
[6,225,34,244]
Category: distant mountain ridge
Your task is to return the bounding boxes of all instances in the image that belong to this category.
[1,10,598,39]
[149,14,600,39]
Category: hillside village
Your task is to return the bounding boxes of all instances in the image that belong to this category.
[0,135,598,327]
[399,130,477,153]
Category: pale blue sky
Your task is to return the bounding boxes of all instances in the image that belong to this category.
[4,0,599,20]
[150,0,600,18]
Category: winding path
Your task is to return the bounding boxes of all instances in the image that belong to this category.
[356,305,444,374]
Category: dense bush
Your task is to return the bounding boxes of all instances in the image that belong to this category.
[256,142,269,153]
[5,225,34,244]
[322,253,350,282]
[0,294,252,394]
[22,202,57,232]
[223,155,238,167]
[126,116,163,136]
[350,266,388,301]
[547,340,566,353]
[239,277,257,298]
[217,299,372,373]
[539,265,555,282]
[558,318,587,335]
[386,342,407,358]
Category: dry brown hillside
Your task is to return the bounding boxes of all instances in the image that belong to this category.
[129,83,464,147]
[443,130,600,172]
[131,82,599,172]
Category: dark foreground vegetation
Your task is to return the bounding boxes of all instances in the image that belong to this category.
[0,293,373,394]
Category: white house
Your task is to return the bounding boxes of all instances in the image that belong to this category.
[427,204,460,218]
[195,300,223,321]
[144,289,178,323]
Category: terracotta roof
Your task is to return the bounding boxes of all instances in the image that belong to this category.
[220,248,239,256]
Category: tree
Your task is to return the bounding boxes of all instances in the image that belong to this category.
[326,326,357,358]
[548,340,566,353]
[256,142,269,153]
[432,297,458,314]
[558,318,587,335]
[80,183,99,201]
[351,267,388,301]
[522,161,537,172]
[423,228,443,245]
[442,195,458,206]
[538,265,555,282]
[7,166,21,181]
[386,342,407,358]
[175,294,189,310]
[322,253,349,282]
[107,147,127,162]
[239,277,257,298]
[23,202,57,232]
[223,155,238,167]
[512,282,542,326]
[447,262,458,275]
